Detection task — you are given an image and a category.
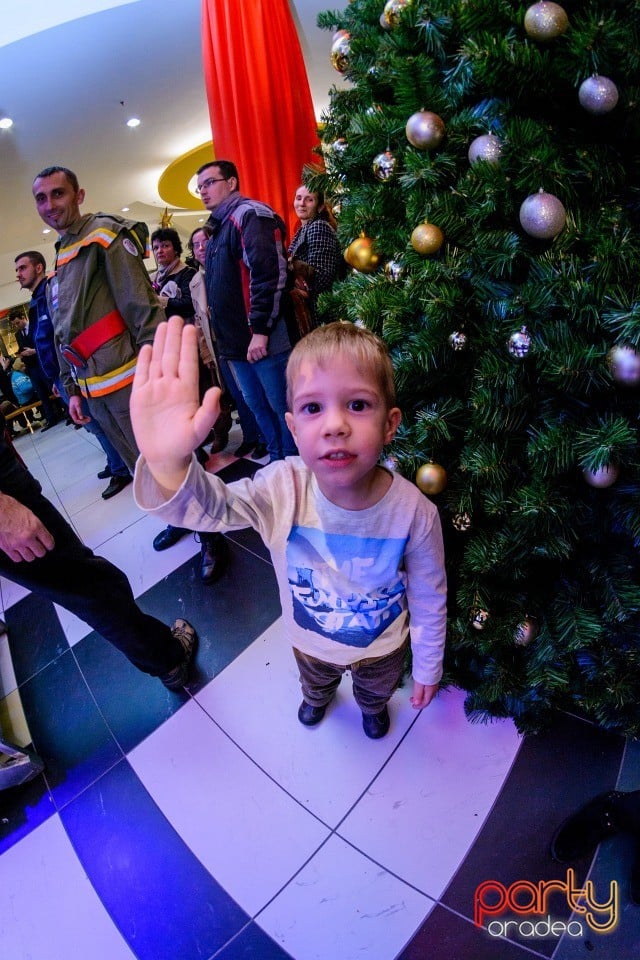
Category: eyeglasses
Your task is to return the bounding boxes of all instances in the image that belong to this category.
[195,177,227,195]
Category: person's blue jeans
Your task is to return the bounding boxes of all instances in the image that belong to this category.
[57,379,129,478]
[228,351,297,461]
[218,356,262,446]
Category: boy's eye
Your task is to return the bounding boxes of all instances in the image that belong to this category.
[349,399,369,412]
[302,402,321,415]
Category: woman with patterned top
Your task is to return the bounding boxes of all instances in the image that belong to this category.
[288,187,341,329]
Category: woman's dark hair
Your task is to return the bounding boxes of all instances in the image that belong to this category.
[297,187,337,229]
[187,224,214,253]
[150,227,182,256]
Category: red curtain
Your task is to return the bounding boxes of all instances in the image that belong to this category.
[201,0,321,240]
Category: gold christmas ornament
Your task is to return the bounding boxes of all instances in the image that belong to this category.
[583,464,619,488]
[514,618,539,647]
[519,189,566,239]
[380,12,391,30]
[468,133,503,166]
[405,111,446,151]
[524,2,569,40]
[383,0,410,28]
[372,149,398,181]
[415,462,448,495]
[344,234,380,273]
[578,75,619,115]
[607,345,640,386]
[330,32,351,74]
[471,608,489,630]
[411,222,444,255]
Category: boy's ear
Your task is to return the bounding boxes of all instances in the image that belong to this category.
[285,411,296,441]
[384,407,402,445]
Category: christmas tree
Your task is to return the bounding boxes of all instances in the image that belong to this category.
[310,0,640,735]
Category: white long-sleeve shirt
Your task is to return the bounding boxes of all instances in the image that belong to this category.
[135,457,447,684]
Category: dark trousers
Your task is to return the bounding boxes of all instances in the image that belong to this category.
[25,362,62,425]
[0,487,184,676]
[293,640,409,715]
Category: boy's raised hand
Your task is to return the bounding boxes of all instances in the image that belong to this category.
[131,317,220,491]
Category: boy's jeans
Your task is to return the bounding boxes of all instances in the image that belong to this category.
[293,640,409,716]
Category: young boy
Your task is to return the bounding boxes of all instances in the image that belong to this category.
[131,318,447,738]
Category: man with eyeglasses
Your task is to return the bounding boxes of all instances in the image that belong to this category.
[195,161,297,463]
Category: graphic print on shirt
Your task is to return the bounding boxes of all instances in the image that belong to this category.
[287,525,407,647]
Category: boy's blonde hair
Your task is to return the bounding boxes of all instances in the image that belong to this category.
[286,321,396,409]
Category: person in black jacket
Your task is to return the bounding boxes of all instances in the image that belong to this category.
[9,307,62,430]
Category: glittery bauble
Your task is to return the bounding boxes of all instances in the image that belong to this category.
[382,455,399,471]
[405,111,446,150]
[448,331,468,351]
[332,29,349,43]
[524,2,569,40]
[372,149,398,181]
[468,133,503,166]
[471,608,489,631]
[415,462,447,495]
[508,327,531,358]
[578,75,619,115]
[344,235,380,273]
[607,345,640,385]
[383,0,409,28]
[330,33,351,73]
[384,259,405,282]
[411,223,444,255]
[514,618,539,646]
[380,11,391,30]
[331,137,348,156]
[452,512,472,532]
[583,464,619,488]
[519,190,566,239]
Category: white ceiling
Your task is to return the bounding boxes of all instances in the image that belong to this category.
[0,0,345,309]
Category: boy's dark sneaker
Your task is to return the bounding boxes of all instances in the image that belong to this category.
[298,700,327,726]
[160,619,197,690]
[550,791,623,862]
[362,705,390,740]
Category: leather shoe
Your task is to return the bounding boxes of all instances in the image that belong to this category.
[97,465,112,479]
[234,439,257,458]
[251,442,268,460]
[101,474,132,500]
[362,706,390,740]
[199,532,228,584]
[298,700,327,726]
[550,791,624,862]
[153,525,189,551]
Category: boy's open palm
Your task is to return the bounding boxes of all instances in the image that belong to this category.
[131,317,220,471]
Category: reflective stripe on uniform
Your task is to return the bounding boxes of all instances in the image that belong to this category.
[56,228,119,265]
[78,357,137,397]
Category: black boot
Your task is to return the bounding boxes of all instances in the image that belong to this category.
[199,532,229,585]
[551,791,625,862]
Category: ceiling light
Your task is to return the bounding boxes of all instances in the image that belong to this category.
[121,206,130,212]
[42,228,51,234]
[0,117,13,129]
[126,117,141,128]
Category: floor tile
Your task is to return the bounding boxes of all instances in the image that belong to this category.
[6,591,70,685]
[130,697,330,916]
[18,648,123,809]
[71,485,144,550]
[215,922,295,960]
[60,758,249,960]
[339,686,521,898]
[0,756,53,854]
[0,813,136,959]
[398,904,539,960]
[257,833,433,960]
[195,620,422,826]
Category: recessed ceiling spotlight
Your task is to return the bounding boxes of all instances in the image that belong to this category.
[42,228,51,234]
[121,206,130,212]
[126,117,141,128]
[198,218,205,223]
[0,117,14,129]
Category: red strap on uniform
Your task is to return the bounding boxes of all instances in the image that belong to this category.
[67,310,127,362]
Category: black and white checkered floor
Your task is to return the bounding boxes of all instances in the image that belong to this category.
[1,421,639,959]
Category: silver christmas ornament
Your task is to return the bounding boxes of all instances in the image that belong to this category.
[508,327,531,358]
[582,464,619,488]
[330,33,351,74]
[405,111,446,151]
[372,149,398,181]
[515,617,539,647]
[384,259,405,282]
[519,190,566,239]
[468,133,503,166]
[452,512,472,532]
[382,455,399,471]
[448,331,468,351]
[331,137,348,156]
[607,345,640,385]
[578,75,619,115]
[471,608,489,630]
